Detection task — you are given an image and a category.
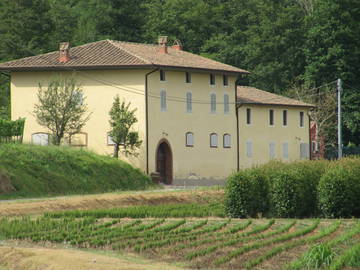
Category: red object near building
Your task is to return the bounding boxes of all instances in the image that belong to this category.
[310,121,325,159]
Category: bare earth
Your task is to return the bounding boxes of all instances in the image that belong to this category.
[0,189,223,216]
[0,245,189,270]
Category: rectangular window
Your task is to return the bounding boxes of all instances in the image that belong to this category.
[210,93,216,113]
[160,70,165,81]
[283,142,289,159]
[269,142,276,159]
[210,74,215,85]
[32,133,49,146]
[223,134,231,148]
[185,72,191,83]
[160,90,167,111]
[223,75,228,86]
[269,109,274,126]
[224,94,229,114]
[300,111,304,127]
[246,108,251,124]
[283,110,287,126]
[246,141,253,158]
[186,132,194,147]
[300,143,309,159]
[312,141,317,153]
[186,92,192,113]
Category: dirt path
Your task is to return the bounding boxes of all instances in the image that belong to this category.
[0,245,189,270]
[0,189,223,216]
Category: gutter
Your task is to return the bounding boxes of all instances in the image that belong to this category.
[145,68,159,175]
[235,84,240,171]
[308,113,312,160]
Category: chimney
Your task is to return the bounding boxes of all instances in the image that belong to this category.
[59,42,70,63]
[172,40,182,50]
[158,36,168,54]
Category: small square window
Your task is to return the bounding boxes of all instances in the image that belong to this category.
[223,75,228,86]
[185,72,191,83]
[160,70,166,81]
[210,74,215,85]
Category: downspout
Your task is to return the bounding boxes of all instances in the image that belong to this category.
[308,113,312,160]
[145,68,159,175]
[235,83,240,171]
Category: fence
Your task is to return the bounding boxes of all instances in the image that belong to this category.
[325,145,360,159]
[0,118,25,143]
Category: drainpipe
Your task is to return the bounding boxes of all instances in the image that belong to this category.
[235,83,240,171]
[308,113,312,160]
[145,68,159,175]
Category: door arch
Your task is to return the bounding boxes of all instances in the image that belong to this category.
[155,139,173,184]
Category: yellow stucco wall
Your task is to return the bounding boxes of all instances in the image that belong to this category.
[147,71,238,180]
[11,70,148,169]
[238,105,310,168]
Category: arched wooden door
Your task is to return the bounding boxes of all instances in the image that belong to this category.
[156,140,173,184]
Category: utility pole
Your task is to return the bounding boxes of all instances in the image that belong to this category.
[337,78,342,159]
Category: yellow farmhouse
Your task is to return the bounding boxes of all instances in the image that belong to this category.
[0,39,312,185]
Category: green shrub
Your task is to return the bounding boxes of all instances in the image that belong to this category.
[0,143,155,199]
[318,160,360,218]
[301,243,335,269]
[225,168,269,218]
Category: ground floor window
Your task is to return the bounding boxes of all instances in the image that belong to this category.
[32,133,49,146]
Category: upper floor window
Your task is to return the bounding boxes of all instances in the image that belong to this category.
[185,72,191,83]
[160,70,166,81]
[210,133,218,148]
[160,90,167,111]
[223,75,228,86]
[283,110,288,126]
[186,132,194,147]
[300,111,304,127]
[269,109,274,126]
[246,108,251,124]
[210,93,216,113]
[32,133,49,146]
[210,74,215,85]
[186,92,192,113]
[223,134,231,148]
[224,94,229,114]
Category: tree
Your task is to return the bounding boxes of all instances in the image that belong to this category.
[33,75,90,145]
[109,96,142,158]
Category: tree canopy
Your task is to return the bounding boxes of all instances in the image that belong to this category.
[0,0,359,144]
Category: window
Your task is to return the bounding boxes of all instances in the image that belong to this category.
[269,109,274,126]
[186,92,192,113]
[246,141,253,157]
[210,133,218,148]
[246,108,251,124]
[223,75,228,86]
[269,142,276,159]
[223,134,231,148]
[283,142,289,159]
[107,132,124,145]
[32,133,49,146]
[210,74,215,85]
[300,111,304,127]
[224,94,229,114]
[160,70,165,81]
[283,110,288,126]
[69,133,87,147]
[312,141,317,153]
[300,143,309,159]
[210,93,216,113]
[185,72,191,83]
[186,132,194,147]
[160,90,167,111]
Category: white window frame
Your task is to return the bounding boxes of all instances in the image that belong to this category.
[246,141,253,158]
[210,133,218,148]
[224,94,230,114]
[223,134,231,148]
[31,132,49,146]
[160,90,167,111]
[186,91,192,113]
[186,132,194,147]
[210,93,216,114]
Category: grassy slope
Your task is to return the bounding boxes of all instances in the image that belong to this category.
[0,144,154,199]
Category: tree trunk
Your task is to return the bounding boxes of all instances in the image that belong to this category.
[113,144,120,158]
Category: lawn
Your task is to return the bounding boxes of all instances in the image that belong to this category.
[0,205,359,269]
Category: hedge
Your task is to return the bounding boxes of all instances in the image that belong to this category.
[225,158,359,218]
[0,118,25,143]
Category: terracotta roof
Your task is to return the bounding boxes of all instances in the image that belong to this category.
[237,86,313,108]
[0,40,248,74]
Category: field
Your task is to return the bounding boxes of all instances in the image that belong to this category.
[0,203,359,269]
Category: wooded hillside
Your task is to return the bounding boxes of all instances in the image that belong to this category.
[0,0,359,145]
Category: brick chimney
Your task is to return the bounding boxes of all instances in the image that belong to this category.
[59,42,70,63]
[158,36,168,54]
[172,40,182,50]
